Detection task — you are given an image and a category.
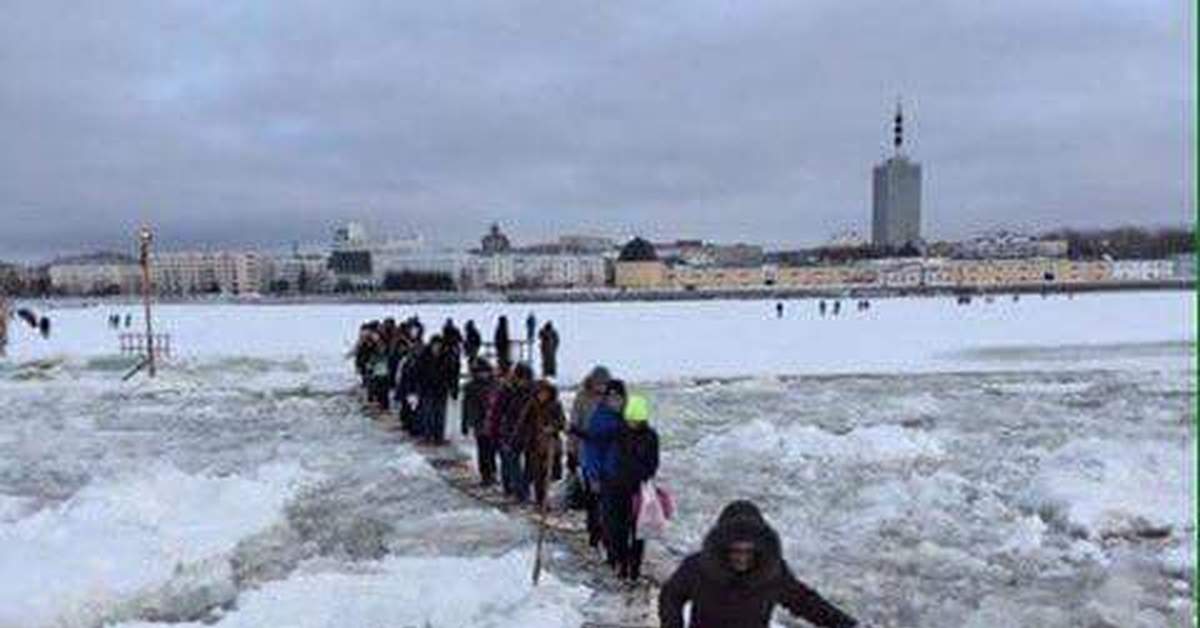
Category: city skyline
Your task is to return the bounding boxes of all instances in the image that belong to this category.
[1,1,1193,260]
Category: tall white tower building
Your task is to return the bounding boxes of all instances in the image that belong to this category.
[872,101,923,248]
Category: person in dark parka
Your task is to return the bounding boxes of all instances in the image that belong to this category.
[442,318,463,352]
[498,363,535,501]
[659,500,858,628]
[352,323,374,386]
[461,359,498,485]
[611,394,659,581]
[415,336,459,444]
[514,379,566,506]
[494,316,512,371]
[537,321,560,379]
[464,320,482,361]
[441,317,464,380]
[395,335,423,435]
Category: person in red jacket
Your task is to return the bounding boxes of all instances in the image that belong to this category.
[659,500,858,628]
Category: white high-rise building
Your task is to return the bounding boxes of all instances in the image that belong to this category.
[872,101,923,248]
[152,251,271,296]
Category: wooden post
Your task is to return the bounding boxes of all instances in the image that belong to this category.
[0,295,7,357]
[138,226,156,377]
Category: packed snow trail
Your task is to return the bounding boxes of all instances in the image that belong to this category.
[363,407,673,628]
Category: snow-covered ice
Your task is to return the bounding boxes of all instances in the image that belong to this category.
[0,462,312,627]
[0,291,1194,627]
[113,550,590,628]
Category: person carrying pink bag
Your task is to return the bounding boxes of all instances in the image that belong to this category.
[609,393,660,581]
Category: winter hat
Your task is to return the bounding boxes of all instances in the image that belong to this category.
[586,366,613,386]
[513,363,534,381]
[624,395,650,424]
[604,379,627,398]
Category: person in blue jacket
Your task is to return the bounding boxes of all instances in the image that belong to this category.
[571,378,627,567]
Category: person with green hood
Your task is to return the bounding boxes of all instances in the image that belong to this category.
[609,393,660,581]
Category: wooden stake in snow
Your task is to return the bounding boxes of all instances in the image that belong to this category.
[137,226,157,378]
[0,296,8,357]
[532,443,554,585]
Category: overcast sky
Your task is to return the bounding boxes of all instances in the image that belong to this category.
[0,0,1193,260]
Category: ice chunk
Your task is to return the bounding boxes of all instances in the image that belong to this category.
[1025,438,1196,539]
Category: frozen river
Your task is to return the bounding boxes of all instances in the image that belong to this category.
[0,291,1194,627]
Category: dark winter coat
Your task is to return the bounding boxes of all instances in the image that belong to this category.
[354,343,371,378]
[366,343,391,381]
[514,383,566,461]
[498,379,535,448]
[464,323,482,357]
[614,425,659,494]
[494,320,511,367]
[416,347,459,401]
[482,381,505,440]
[442,322,463,352]
[538,325,560,376]
[577,404,624,483]
[386,334,410,383]
[659,501,857,628]
[395,347,421,401]
[460,373,494,436]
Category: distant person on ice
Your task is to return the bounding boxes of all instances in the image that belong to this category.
[538,321,560,379]
[659,500,858,628]
[819,300,827,317]
[525,312,536,346]
[775,302,784,318]
[494,315,512,371]
[439,319,460,379]
[464,320,482,362]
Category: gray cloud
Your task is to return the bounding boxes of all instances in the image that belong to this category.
[0,0,1192,260]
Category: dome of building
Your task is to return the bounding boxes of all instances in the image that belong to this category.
[481,223,512,255]
[618,237,658,262]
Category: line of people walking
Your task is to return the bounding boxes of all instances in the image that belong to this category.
[353,314,561,445]
[462,360,663,581]
[350,317,859,627]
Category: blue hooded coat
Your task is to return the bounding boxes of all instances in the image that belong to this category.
[579,404,623,482]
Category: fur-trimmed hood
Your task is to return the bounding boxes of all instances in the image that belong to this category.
[699,500,784,586]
